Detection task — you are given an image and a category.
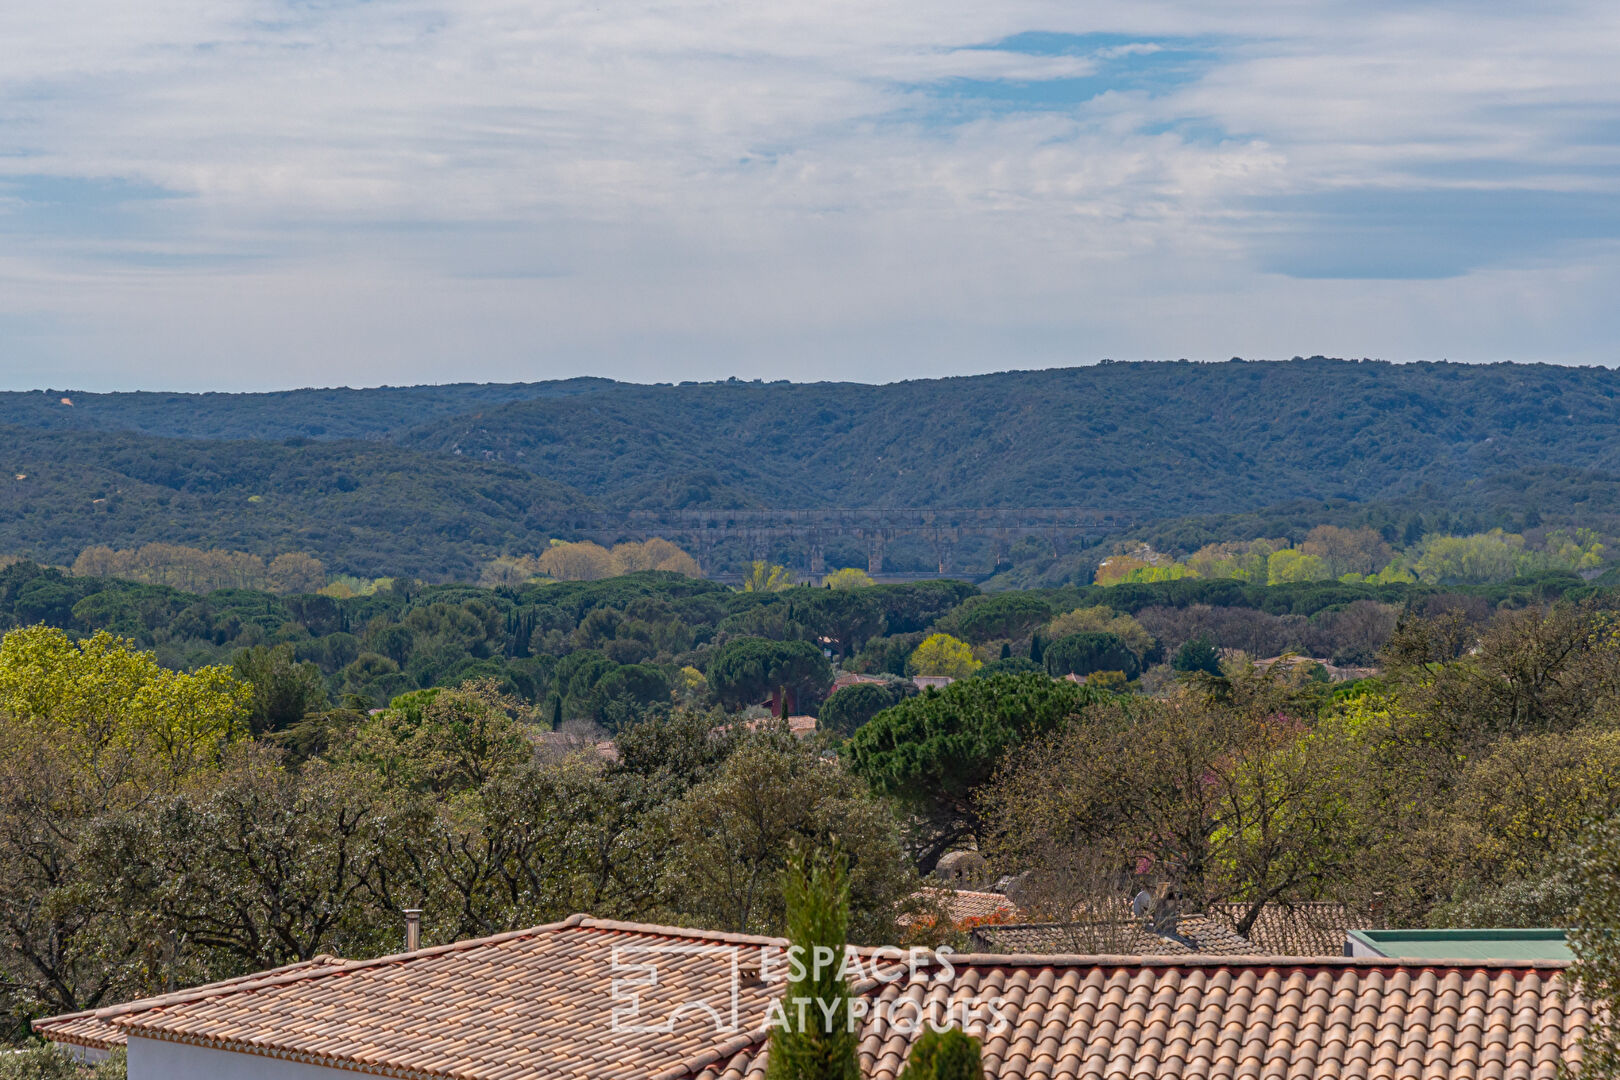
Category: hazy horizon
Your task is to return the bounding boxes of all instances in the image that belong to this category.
[13,354,1620,397]
[5,2,1620,390]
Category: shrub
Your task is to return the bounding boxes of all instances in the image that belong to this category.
[0,1044,83,1080]
[897,1028,983,1080]
[1172,635,1221,676]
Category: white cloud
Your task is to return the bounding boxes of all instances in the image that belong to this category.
[1,0,1619,389]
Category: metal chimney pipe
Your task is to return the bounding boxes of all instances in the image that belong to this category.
[404,909,422,952]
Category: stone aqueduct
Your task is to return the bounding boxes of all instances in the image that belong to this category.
[557,507,1138,578]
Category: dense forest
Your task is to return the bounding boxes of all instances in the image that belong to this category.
[10,359,1620,580]
[0,556,1602,732]
[0,427,589,579]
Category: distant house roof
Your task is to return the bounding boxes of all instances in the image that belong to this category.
[1249,654,1378,682]
[725,715,818,737]
[1348,928,1572,963]
[37,914,1588,1080]
[941,890,1019,925]
[986,901,1363,959]
[1206,901,1360,957]
[971,915,1258,957]
[534,730,619,761]
[899,889,1020,933]
[830,672,890,692]
[950,890,1018,923]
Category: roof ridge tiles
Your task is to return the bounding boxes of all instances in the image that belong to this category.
[578,917,790,948]
[944,953,1574,971]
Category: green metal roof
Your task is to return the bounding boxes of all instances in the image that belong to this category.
[1347,928,1571,962]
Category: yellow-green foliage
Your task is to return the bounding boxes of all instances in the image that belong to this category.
[823,567,875,590]
[1206,716,1360,900]
[1184,539,1284,582]
[1120,563,1194,584]
[487,538,704,585]
[319,574,392,598]
[1411,530,1526,585]
[72,543,325,594]
[0,626,250,783]
[673,665,709,705]
[741,561,795,592]
[909,633,981,679]
[1044,606,1153,659]
[1095,524,1608,589]
[1266,548,1332,584]
[1092,543,1178,585]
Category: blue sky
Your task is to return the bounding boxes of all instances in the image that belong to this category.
[2,1,1619,390]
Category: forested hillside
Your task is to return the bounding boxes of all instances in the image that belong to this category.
[0,427,590,578]
[9,358,1620,579]
[0,380,610,440]
[394,359,1620,510]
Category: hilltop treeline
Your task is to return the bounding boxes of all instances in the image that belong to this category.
[12,359,1620,578]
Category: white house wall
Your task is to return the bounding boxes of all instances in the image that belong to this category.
[128,1036,361,1080]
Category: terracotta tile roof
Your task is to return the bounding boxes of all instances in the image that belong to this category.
[32,954,347,1051]
[88,915,794,1080]
[696,955,1587,1080]
[533,731,620,760]
[724,715,818,737]
[992,900,1361,958]
[945,891,1019,924]
[38,915,1589,1080]
[1250,654,1378,683]
[903,889,1022,931]
[1206,901,1358,956]
[970,915,1257,957]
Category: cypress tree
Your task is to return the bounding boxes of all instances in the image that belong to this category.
[765,848,861,1080]
[1029,631,1044,665]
